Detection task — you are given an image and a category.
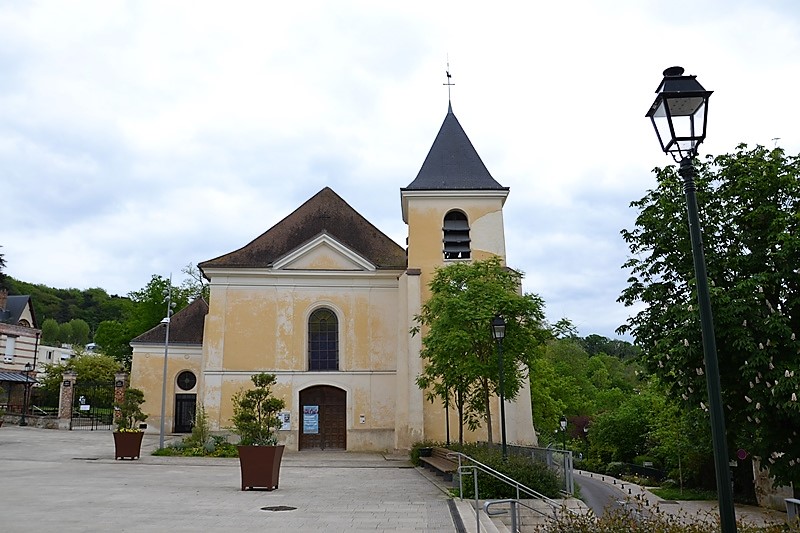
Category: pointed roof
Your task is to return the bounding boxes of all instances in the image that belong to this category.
[198,187,407,271]
[403,103,507,191]
[0,294,37,328]
[130,298,208,345]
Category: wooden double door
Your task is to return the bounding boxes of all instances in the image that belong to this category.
[299,385,346,450]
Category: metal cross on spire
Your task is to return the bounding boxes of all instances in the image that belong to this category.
[443,59,454,103]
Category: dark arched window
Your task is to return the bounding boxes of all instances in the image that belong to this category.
[308,308,339,371]
[443,210,471,260]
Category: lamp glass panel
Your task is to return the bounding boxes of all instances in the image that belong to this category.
[651,111,674,152]
[667,96,705,117]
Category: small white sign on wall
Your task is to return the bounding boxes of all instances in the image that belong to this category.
[278,412,291,431]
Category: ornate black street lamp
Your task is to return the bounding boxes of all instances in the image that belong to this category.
[490,315,508,460]
[19,362,33,426]
[559,415,567,451]
[646,66,736,532]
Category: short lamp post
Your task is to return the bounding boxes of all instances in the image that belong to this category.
[560,415,567,451]
[490,315,508,461]
[19,362,33,426]
[646,66,736,532]
[159,281,176,450]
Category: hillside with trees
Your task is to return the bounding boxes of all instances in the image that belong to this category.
[1,263,206,368]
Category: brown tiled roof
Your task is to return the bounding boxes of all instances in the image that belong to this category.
[130,298,208,345]
[198,187,407,271]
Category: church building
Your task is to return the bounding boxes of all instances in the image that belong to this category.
[130,103,537,451]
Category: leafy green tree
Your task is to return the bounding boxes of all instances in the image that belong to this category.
[41,318,60,346]
[650,400,714,489]
[618,144,800,487]
[39,351,121,395]
[231,373,285,446]
[57,322,73,346]
[413,257,550,443]
[127,274,190,338]
[94,320,134,367]
[589,389,663,464]
[68,318,90,346]
[114,388,148,431]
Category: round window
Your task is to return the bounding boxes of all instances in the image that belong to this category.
[176,371,197,391]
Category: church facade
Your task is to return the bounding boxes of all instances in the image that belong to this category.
[130,103,537,451]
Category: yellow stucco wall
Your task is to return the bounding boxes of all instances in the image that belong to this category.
[199,266,403,450]
[401,189,537,446]
[129,344,203,434]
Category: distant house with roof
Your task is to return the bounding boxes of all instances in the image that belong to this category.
[0,289,41,412]
[130,103,538,452]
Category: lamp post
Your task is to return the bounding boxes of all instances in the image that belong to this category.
[490,315,507,461]
[159,281,176,450]
[646,66,736,532]
[560,415,567,451]
[19,362,33,426]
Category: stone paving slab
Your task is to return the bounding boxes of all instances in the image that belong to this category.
[0,426,454,532]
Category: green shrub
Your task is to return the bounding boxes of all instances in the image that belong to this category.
[151,433,238,457]
[606,462,626,478]
[410,440,443,466]
[449,443,561,499]
[529,504,793,532]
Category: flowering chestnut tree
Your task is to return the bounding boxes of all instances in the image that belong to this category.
[618,144,800,488]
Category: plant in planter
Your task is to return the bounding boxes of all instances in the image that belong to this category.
[231,373,286,491]
[113,388,148,460]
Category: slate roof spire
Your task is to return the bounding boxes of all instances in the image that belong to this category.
[402,104,506,191]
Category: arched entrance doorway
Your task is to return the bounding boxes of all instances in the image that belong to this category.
[299,385,346,450]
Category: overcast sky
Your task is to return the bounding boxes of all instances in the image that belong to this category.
[2,1,799,339]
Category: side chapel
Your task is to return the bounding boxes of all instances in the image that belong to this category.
[130,102,538,451]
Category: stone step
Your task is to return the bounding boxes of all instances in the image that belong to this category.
[455,499,503,533]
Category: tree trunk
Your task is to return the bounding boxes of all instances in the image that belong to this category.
[484,383,493,444]
[457,388,464,444]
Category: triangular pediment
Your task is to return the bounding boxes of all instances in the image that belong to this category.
[272,233,376,271]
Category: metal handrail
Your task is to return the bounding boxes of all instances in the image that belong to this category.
[447,451,565,532]
[484,498,557,533]
[448,451,561,510]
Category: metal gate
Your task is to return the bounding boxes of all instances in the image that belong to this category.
[71,380,115,430]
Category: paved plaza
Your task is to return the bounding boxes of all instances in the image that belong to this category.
[2,426,792,532]
[0,426,455,532]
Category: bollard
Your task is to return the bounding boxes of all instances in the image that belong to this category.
[629,488,632,494]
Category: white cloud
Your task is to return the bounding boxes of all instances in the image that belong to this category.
[2,0,800,338]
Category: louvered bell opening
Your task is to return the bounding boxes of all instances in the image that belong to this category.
[443,211,471,260]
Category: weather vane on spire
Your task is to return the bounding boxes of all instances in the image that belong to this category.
[443,57,454,103]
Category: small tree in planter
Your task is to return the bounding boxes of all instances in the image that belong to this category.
[231,373,286,490]
[113,388,148,460]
